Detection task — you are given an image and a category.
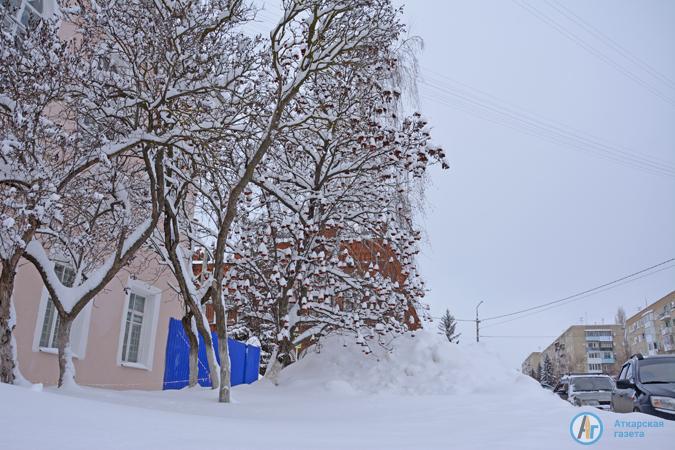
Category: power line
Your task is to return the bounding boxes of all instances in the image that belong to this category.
[429,316,474,322]
[420,67,675,171]
[547,0,675,91]
[256,7,675,179]
[418,78,675,179]
[419,90,675,179]
[480,335,557,338]
[480,262,675,330]
[512,0,675,108]
[481,258,675,322]
[430,261,674,329]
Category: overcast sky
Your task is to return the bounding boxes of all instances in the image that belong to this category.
[401,0,675,367]
[253,1,675,368]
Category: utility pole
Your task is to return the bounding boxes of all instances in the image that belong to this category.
[475,300,484,343]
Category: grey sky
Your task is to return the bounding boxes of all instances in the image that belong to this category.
[251,0,674,368]
[403,0,675,367]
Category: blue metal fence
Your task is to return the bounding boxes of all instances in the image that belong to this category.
[163,318,260,390]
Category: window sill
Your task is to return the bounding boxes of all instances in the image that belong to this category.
[120,361,150,371]
[38,347,81,359]
[38,347,58,355]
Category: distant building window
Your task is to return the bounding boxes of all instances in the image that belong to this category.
[588,363,602,372]
[585,330,612,337]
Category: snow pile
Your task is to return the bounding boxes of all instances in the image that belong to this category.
[2,331,673,450]
[273,330,542,396]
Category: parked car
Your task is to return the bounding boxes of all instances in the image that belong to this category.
[540,383,554,391]
[611,354,675,420]
[553,373,615,410]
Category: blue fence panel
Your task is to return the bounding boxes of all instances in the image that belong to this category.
[244,345,261,384]
[163,318,191,390]
[229,339,247,386]
[163,318,261,390]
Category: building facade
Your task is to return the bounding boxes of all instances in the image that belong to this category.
[2,0,186,389]
[521,351,541,378]
[12,254,183,389]
[530,324,625,381]
[626,291,675,356]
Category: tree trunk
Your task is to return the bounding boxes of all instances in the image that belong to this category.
[189,303,219,389]
[56,317,75,388]
[181,315,199,387]
[264,338,294,386]
[0,261,18,384]
[211,291,231,402]
[264,344,282,385]
[200,326,220,389]
[277,337,294,367]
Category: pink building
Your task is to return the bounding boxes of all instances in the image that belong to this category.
[4,0,184,390]
[12,254,182,389]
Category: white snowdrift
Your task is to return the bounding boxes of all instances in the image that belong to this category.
[1,331,673,450]
[275,330,543,396]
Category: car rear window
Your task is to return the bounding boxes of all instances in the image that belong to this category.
[570,377,614,391]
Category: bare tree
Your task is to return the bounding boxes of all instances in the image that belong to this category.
[221,28,447,375]
[614,306,630,366]
[190,0,417,402]
[0,8,88,384]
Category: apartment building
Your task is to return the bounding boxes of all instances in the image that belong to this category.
[535,324,624,379]
[626,291,675,355]
[521,351,541,378]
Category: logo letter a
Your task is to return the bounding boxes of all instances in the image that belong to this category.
[577,416,588,439]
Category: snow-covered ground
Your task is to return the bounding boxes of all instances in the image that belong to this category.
[2,332,673,449]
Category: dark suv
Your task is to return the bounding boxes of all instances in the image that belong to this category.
[611,354,675,420]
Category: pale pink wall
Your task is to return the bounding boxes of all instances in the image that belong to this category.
[13,253,183,390]
[8,4,184,390]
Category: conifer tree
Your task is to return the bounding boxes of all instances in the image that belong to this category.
[438,309,460,343]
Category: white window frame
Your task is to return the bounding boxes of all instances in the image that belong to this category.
[116,279,161,371]
[31,262,92,359]
[1,0,56,34]
[587,363,602,372]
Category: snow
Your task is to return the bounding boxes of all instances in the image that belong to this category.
[1,331,673,449]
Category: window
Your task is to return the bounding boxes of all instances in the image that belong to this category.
[618,364,629,381]
[1,0,49,33]
[121,293,145,363]
[585,330,612,338]
[571,377,614,392]
[116,280,161,370]
[32,262,91,358]
[588,363,602,372]
[38,263,75,349]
